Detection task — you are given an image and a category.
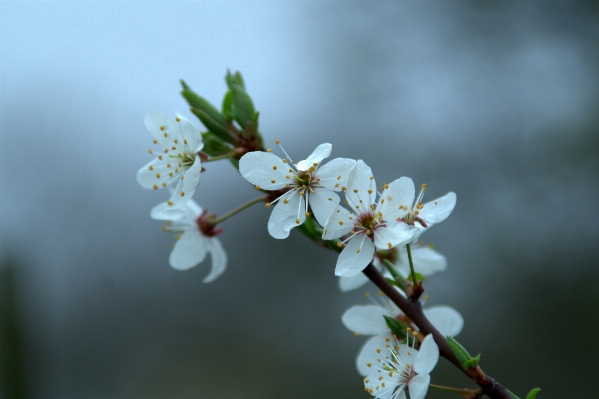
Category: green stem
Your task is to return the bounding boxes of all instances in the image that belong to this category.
[382,259,408,292]
[406,243,418,286]
[429,383,476,395]
[203,150,239,162]
[212,196,266,225]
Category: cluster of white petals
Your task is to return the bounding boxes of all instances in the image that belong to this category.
[137,112,204,209]
[151,199,227,283]
[323,160,418,277]
[239,143,355,238]
[342,292,463,376]
[364,333,439,399]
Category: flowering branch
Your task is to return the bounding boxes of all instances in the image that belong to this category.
[362,264,512,399]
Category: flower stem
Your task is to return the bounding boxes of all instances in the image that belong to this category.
[203,150,239,162]
[406,243,418,286]
[212,197,266,225]
[429,383,478,395]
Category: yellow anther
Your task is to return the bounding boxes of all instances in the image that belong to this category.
[178,162,182,167]
[167,200,173,206]
[385,337,390,342]
[353,332,360,337]
[168,172,173,177]
[175,168,179,173]
[365,378,370,383]
[162,182,166,187]
[160,126,165,131]
[341,186,346,191]
[299,191,305,196]
[422,183,427,191]
[166,163,171,168]
[183,139,188,145]
[376,348,381,353]
[384,184,389,189]
[148,149,153,154]
[339,221,344,225]
[180,191,185,197]
[164,149,169,153]
[283,199,289,204]
[295,218,300,224]
[266,148,272,152]
[304,212,310,216]
[175,117,180,122]
[337,175,341,180]
[153,184,158,190]
[370,176,374,180]
[368,189,373,194]
[271,179,276,183]
[334,183,340,187]
[163,132,168,138]
[387,243,392,249]
[171,146,176,150]
[265,203,271,207]
[353,189,358,193]
[378,376,383,381]
[275,139,280,144]
[255,185,261,190]
[149,165,154,171]
[313,162,318,166]
[173,138,178,144]
[158,155,163,160]
[285,184,290,188]
[153,139,158,144]
[272,165,277,170]
[337,242,342,247]
[286,175,290,179]
[155,173,161,178]
[356,249,361,253]
[180,176,184,180]
[328,198,332,201]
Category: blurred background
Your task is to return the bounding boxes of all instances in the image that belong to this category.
[1,1,598,398]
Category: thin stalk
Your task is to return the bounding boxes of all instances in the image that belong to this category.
[204,150,239,162]
[212,196,266,225]
[429,383,478,395]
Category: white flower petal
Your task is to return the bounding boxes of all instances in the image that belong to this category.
[342,305,391,335]
[144,112,180,147]
[373,222,416,250]
[357,333,394,376]
[315,157,356,190]
[398,343,417,367]
[335,234,375,277]
[136,158,181,189]
[413,334,439,375]
[176,114,204,152]
[267,191,305,239]
[322,205,353,240]
[338,273,369,292]
[406,374,430,399]
[239,151,291,190]
[308,188,339,227]
[203,238,227,283]
[419,192,456,227]
[377,177,415,221]
[296,143,332,171]
[169,228,207,270]
[423,306,464,337]
[345,160,376,212]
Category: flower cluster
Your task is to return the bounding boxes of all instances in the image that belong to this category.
[136,72,535,399]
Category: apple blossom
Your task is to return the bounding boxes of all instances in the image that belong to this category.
[239,142,355,238]
[364,332,439,399]
[137,112,203,209]
[151,199,227,283]
[323,160,417,277]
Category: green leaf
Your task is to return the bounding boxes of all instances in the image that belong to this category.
[525,388,541,399]
[383,316,406,339]
[385,277,399,288]
[382,259,407,291]
[180,79,190,90]
[180,88,226,129]
[446,336,474,368]
[464,353,481,368]
[190,107,232,143]
[225,70,256,133]
[221,91,233,120]
[200,132,232,157]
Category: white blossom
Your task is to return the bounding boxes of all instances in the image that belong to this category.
[239,142,355,238]
[364,333,439,399]
[151,199,227,283]
[342,292,463,376]
[323,160,417,277]
[137,112,203,209]
[401,183,457,241]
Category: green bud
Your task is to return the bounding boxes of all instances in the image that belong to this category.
[525,388,541,399]
[383,316,407,339]
[464,353,481,368]
[446,336,479,369]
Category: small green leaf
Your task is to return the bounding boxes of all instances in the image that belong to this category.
[385,277,399,288]
[180,88,226,129]
[180,79,190,90]
[190,108,231,143]
[464,353,481,368]
[525,388,541,399]
[382,259,407,291]
[383,316,406,339]
[229,82,256,132]
[446,336,473,368]
[200,132,232,156]
[222,91,233,120]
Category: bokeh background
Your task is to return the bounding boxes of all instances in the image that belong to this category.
[1,1,598,398]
